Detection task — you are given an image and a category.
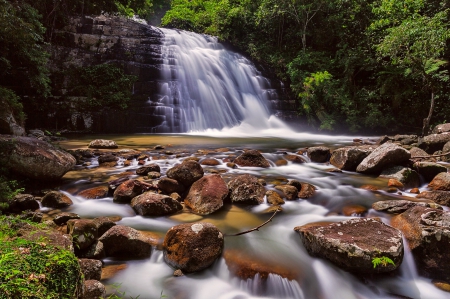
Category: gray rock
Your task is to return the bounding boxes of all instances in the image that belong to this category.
[418,133,450,154]
[432,123,450,134]
[413,162,447,182]
[99,225,152,258]
[42,191,73,208]
[442,141,450,162]
[379,166,420,188]
[81,280,106,299]
[67,219,98,251]
[136,163,161,176]
[372,200,442,214]
[330,145,374,171]
[53,212,80,225]
[8,194,39,213]
[79,259,102,281]
[88,139,118,149]
[356,143,410,174]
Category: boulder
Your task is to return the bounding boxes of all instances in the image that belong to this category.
[428,172,450,191]
[417,191,450,207]
[88,139,118,149]
[131,192,182,216]
[79,259,102,280]
[409,147,430,159]
[295,218,403,274]
[0,135,76,180]
[379,166,420,189]
[307,146,331,163]
[7,194,39,213]
[356,143,410,174]
[200,158,221,166]
[184,174,228,215]
[284,154,307,164]
[228,174,266,205]
[443,141,450,163]
[42,191,73,208]
[413,162,447,182]
[372,200,442,214]
[67,219,98,251]
[329,146,374,171]
[97,154,118,165]
[136,163,161,176]
[432,123,450,134]
[77,185,109,199]
[274,185,298,201]
[418,133,450,154]
[167,160,204,187]
[298,183,316,199]
[391,206,450,281]
[234,150,270,168]
[53,212,80,225]
[93,217,117,236]
[341,205,367,216]
[265,190,285,205]
[163,223,224,273]
[81,280,106,299]
[157,177,186,194]
[98,225,152,258]
[113,179,155,203]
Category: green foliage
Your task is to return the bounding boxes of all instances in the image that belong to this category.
[66,64,137,110]
[372,256,395,268]
[0,216,82,298]
[0,87,26,125]
[0,172,24,214]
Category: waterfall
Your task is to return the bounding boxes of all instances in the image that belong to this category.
[150,28,279,133]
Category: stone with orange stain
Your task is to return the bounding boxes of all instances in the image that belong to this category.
[429,173,450,191]
[78,185,109,199]
[275,159,288,166]
[410,188,420,194]
[388,179,404,190]
[342,205,367,216]
[360,185,379,192]
[200,158,221,166]
[101,264,128,280]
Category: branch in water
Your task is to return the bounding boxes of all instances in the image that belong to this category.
[225,207,281,237]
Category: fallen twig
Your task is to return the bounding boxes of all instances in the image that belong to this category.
[225,207,281,237]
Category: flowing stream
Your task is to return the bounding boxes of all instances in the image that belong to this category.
[55,27,450,299]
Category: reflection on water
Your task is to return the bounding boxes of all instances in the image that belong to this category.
[55,134,449,299]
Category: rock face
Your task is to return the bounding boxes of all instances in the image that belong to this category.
[391,206,450,281]
[234,150,270,168]
[413,162,447,182]
[166,160,204,187]
[295,218,403,274]
[428,172,450,191]
[0,135,76,180]
[418,133,450,153]
[372,200,442,214]
[307,146,331,163]
[379,166,420,189]
[130,192,182,216]
[417,191,450,207]
[98,225,152,258]
[184,174,228,215]
[163,223,224,273]
[356,143,411,174]
[88,139,118,149]
[228,174,266,205]
[329,146,374,171]
[42,191,73,208]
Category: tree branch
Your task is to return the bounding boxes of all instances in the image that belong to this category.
[225,207,281,237]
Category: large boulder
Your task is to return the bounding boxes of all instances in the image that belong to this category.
[113,179,155,203]
[0,135,76,180]
[330,145,374,171]
[98,225,152,258]
[372,200,442,214]
[391,206,450,281]
[413,162,447,182]
[7,194,39,213]
[130,192,182,216]
[307,146,331,163]
[157,177,186,194]
[428,172,450,191]
[88,139,118,149]
[432,123,450,134]
[418,133,450,154]
[67,219,98,251]
[295,218,403,274]
[163,223,224,273]
[234,150,270,168]
[228,174,266,205]
[356,143,410,174]
[184,174,228,215]
[42,191,73,208]
[417,191,450,207]
[379,166,420,189]
[167,160,204,187]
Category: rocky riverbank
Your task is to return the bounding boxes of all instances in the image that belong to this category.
[1,125,450,297]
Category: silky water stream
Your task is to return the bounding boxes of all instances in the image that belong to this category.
[55,26,449,299]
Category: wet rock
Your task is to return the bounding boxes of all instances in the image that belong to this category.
[99,225,152,258]
[53,212,80,225]
[356,143,411,174]
[341,205,367,216]
[284,154,307,164]
[131,192,182,216]
[295,218,403,274]
[428,172,450,191]
[113,179,155,203]
[67,219,98,251]
[185,174,228,215]
[228,174,266,205]
[224,249,297,280]
[93,217,116,236]
[329,145,374,171]
[136,163,161,176]
[77,185,109,199]
[158,177,186,194]
[167,160,204,187]
[275,159,288,166]
[287,179,302,190]
[391,206,450,281]
[417,191,450,207]
[307,146,331,163]
[42,191,73,208]
[377,136,393,145]
[0,135,76,180]
[77,240,105,259]
[298,183,316,199]
[234,150,270,168]
[8,194,39,213]
[163,223,224,273]
[360,185,379,192]
[265,190,285,205]
[79,258,102,280]
[379,166,420,189]
[81,280,106,299]
[146,171,161,179]
[432,123,450,134]
[98,154,118,165]
[387,179,404,190]
[372,200,442,214]
[410,188,420,194]
[200,158,221,166]
[274,185,298,201]
[170,192,182,202]
[413,162,447,182]
[88,139,118,149]
[433,281,450,292]
[418,133,450,154]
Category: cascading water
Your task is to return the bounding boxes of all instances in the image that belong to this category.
[149,28,280,133]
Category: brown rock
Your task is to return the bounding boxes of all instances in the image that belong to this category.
[77,185,109,199]
[200,158,221,166]
[81,280,106,299]
[185,174,228,215]
[341,205,367,216]
[265,190,285,205]
[284,154,307,164]
[8,194,39,213]
[228,174,266,205]
[360,185,379,192]
[88,139,118,149]
[388,179,404,190]
[329,145,374,171]
[275,159,288,166]
[234,150,270,168]
[158,177,186,194]
[131,192,182,216]
[307,146,331,163]
[274,185,298,201]
[67,219,98,251]
[429,172,450,191]
[42,191,73,208]
[413,162,447,182]
[136,163,160,176]
[410,188,420,194]
[99,225,152,258]
[417,190,450,207]
[372,200,441,214]
[53,212,80,225]
[93,217,117,237]
[167,160,204,187]
[298,183,316,199]
[356,143,411,174]
[113,179,155,203]
[79,259,102,280]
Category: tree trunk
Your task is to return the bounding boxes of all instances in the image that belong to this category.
[422,91,435,137]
